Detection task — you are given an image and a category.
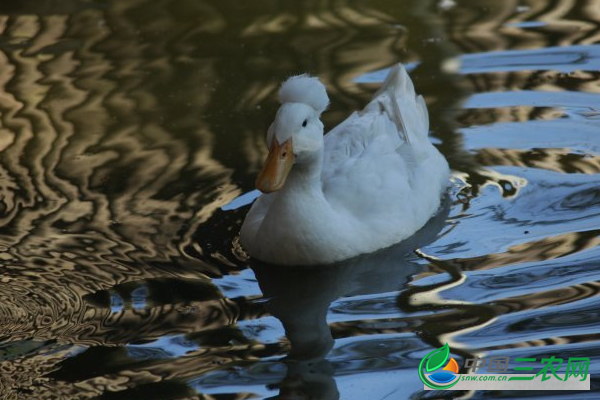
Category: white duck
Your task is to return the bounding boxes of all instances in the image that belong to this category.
[240,64,449,266]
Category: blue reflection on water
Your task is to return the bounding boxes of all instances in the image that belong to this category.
[127,335,199,359]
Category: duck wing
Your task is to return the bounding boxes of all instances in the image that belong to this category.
[371,63,430,143]
[321,64,431,218]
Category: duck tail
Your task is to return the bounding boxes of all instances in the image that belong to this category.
[373,63,429,143]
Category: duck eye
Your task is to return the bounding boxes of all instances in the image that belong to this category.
[302,119,308,128]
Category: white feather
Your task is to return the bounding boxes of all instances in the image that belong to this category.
[278,74,329,115]
[241,63,449,266]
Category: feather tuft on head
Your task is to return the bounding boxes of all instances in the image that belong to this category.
[278,74,329,115]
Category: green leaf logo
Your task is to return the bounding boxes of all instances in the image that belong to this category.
[426,343,450,372]
[419,343,459,389]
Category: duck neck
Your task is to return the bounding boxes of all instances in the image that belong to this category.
[282,148,324,195]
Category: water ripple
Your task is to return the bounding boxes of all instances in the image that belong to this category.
[1,0,600,399]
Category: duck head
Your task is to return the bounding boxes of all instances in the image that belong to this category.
[256,74,329,193]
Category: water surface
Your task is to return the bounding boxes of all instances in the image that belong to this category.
[0,0,599,399]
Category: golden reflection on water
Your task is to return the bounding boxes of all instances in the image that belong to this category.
[0,0,599,398]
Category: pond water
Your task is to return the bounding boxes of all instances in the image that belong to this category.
[0,0,599,399]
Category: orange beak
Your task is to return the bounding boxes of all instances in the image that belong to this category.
[256,137,294,193]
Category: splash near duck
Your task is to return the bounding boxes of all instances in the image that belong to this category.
[240,63,450,265]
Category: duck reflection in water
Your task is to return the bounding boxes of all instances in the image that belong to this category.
[251,200,449,400]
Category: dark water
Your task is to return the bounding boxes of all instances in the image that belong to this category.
[0,0,599,399]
